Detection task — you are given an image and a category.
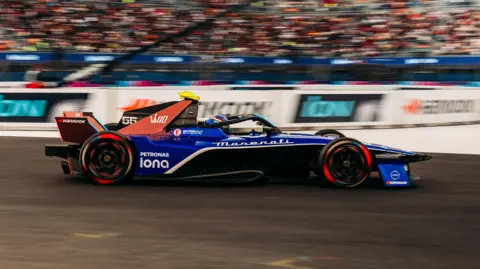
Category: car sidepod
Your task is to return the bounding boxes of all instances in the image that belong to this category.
[129,135,198,177]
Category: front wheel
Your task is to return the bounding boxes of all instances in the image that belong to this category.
[317,137,373,188]
[79,131,135,185]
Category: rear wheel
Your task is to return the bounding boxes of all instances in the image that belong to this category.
[79,131,135,185]
[314,129,345,138]
[318,137,372,188]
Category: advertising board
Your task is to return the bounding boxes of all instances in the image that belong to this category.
[1,87,479,132]
[292,94,384,123]
[280,91,396,128]
[5,52,480,66]
[395,90,480,124]
[0,88,108,130]
[115,89,281,128]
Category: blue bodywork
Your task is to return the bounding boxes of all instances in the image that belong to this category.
[46,101,428,187]
[131,125,419,187]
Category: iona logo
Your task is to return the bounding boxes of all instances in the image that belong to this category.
[140,158,170,169]
[173,129,181,137]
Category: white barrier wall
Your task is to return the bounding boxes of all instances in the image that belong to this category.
[1,86,480,131]
[0,88,110,130]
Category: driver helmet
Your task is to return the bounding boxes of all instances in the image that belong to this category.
[205,114,230,134]
[205,114,228,125]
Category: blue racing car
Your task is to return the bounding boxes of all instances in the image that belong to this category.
[45,91,431,188]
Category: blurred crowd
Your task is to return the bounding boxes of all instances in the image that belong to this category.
[1,0,480,57]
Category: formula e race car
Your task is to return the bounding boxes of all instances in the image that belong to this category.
[45,91,431,188]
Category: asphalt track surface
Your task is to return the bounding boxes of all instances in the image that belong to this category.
[1,137,479,269]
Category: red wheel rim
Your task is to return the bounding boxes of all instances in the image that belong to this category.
[83,139,129,184]
[323,142,371,186]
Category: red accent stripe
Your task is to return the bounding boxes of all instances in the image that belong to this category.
[118,100,192,136]
[67,158,73,175]
[322,147,336,184]
[93,177,115,185]
[358,144,372,167]
[322,141,372,184]
[98,133,122,142]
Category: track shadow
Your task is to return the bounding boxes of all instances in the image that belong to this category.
[272,174,420,191]
[68,175,270,189]
[65,173,420,191]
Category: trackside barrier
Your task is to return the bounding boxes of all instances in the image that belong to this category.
[1,83,477,91]
[1,86,480,131]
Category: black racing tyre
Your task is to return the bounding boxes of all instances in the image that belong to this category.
[318,137,373,188]
[79,131,135,185]
[314,129,345,138]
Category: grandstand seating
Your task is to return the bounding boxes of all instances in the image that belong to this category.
[1,0,480,57]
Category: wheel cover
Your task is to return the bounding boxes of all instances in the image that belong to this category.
[323,144,370,186]
[84,140,128,183]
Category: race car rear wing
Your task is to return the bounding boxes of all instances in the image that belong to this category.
[54,91,199,143]
[55,111,106,144]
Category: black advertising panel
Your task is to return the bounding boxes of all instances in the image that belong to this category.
[293,94,384,123]
[0,92,89,123]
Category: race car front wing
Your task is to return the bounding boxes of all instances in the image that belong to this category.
[375,153,432,187]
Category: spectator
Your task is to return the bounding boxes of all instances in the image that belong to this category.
[0,0,479,57]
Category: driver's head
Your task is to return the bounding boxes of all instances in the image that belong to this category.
[205,114,230,134]
[205,114,228,125]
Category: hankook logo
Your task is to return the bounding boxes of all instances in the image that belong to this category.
[61,119,86,124]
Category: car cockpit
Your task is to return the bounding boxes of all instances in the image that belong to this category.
[167,92,281,136]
